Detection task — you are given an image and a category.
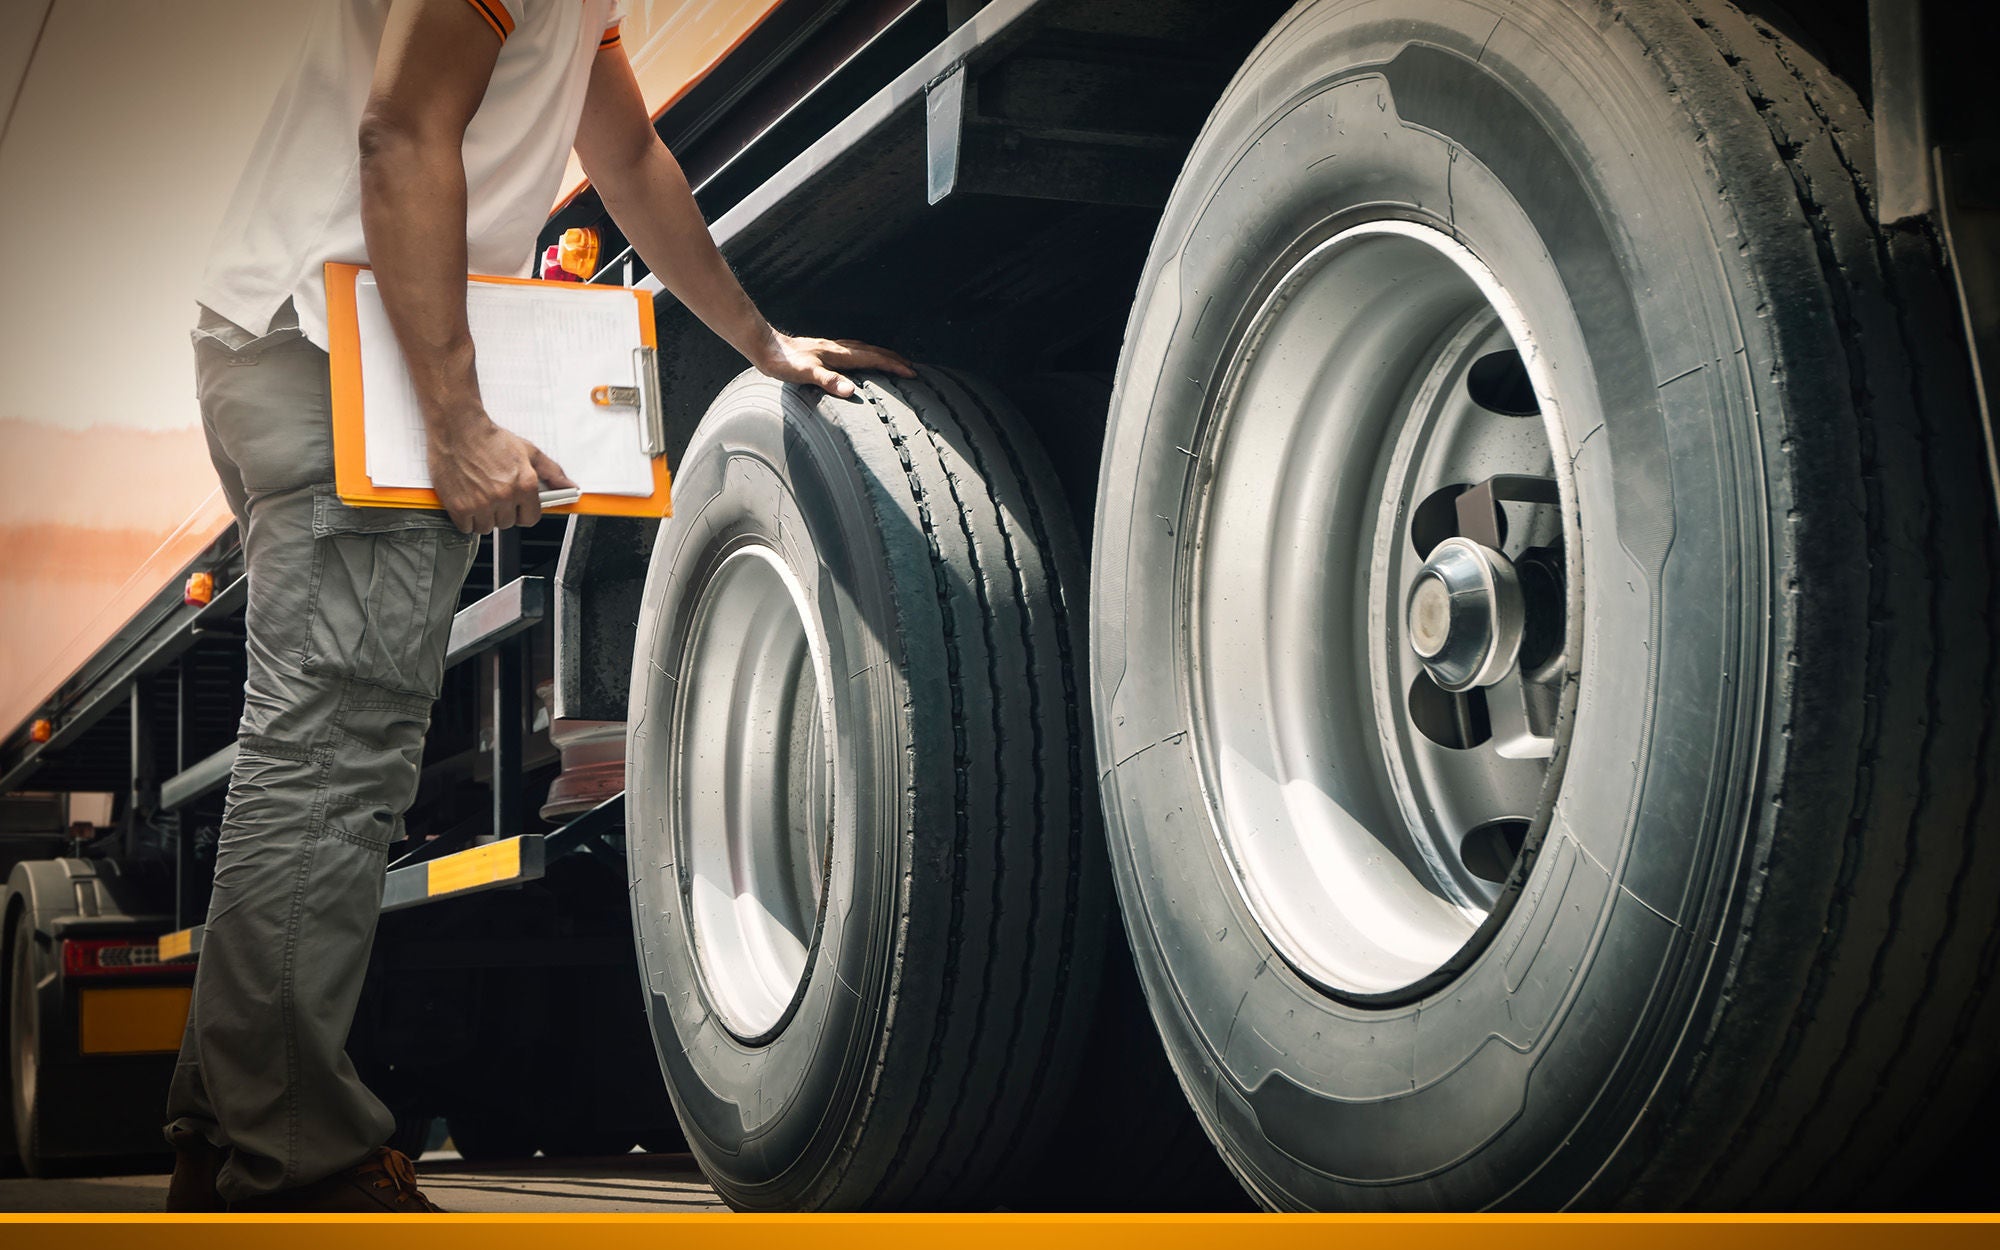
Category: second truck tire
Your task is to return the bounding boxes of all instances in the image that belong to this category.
[625,368,1105,1210]
[1092,0,1999,1210]
[6,907,41,1176]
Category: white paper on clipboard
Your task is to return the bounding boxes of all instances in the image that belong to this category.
[355,273,655,496]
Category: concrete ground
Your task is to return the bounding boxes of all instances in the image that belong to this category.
[0,1150,727,1213]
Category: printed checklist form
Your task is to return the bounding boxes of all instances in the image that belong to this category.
[324,262,670,518]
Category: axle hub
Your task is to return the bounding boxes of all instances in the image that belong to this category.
[1406,537,1525,692]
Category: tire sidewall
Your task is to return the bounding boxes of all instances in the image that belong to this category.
[627,377,910,1205]
[1094,0,1778,1208]
[7,909,37,1171]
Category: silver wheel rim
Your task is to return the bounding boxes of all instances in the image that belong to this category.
[1185,219,1580,998]
[673,543,834,1039]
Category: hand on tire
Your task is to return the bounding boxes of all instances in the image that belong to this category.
[758,331,917,399]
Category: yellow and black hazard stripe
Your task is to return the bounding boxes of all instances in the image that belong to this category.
[463,0,515,42]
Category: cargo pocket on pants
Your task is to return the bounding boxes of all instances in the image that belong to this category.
[305,490,476,700]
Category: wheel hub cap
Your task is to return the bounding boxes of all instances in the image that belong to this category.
[1406,537,1525,692]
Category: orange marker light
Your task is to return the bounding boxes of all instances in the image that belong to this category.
[184,571,215,607]
[559,227,600,281]
[30,718,53,744]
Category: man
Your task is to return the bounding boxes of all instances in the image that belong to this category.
[166,0,912,1212]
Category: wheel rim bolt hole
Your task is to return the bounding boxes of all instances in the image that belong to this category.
[1466,348,1540,417]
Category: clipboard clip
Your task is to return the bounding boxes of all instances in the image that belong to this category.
[591,345,665,456]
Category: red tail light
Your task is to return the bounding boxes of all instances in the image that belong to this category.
[62,938,185,979]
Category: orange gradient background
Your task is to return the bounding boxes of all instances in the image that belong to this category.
[0,0,778,739]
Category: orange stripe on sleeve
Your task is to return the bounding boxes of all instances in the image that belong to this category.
[464,0,514,41]
[599,23,622,50]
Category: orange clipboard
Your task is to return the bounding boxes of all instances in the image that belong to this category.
[325,261,670,518]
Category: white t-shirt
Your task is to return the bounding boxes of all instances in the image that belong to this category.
[197,0,624,349]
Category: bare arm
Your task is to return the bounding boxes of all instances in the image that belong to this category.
[573,40,915,397]
[358,0,572,534]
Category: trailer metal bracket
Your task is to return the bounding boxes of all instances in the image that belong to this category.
[153,577,553,820]
[1936,144,2000,516]
[158,832,553,963]
[153,790,631,963]
[541,791,625,860]
[383,834,546,912]
[442,575,547,670]
[925,63,968,205]
[1871,0,1933,225]
[159,742,237,813]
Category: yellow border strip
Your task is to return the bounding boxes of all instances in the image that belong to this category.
[156,928,194,963]
[152,836,542,962]
[426,837,524,898]
[0,1214,1996,1244]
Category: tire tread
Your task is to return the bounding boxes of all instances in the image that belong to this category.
[1651,0,2000,1206]
[848,371,1100,1207]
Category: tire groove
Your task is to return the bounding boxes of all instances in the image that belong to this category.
[932,367,1091,1179]
[1670,4,1891,1201]
[899,375,1015,1195]
[1589,8,1816,1194]
[1875,558,2000,1167]
[812,380,921,1205]
[856,384,976,1205]
[914,369,1057,1194]
[1741,23,1958,1198]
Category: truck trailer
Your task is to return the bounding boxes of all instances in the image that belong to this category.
[3,0,1996,1211]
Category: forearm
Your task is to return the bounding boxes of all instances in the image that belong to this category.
[357,126,485,444]
[576,45,911,397]
[595,141,778,368]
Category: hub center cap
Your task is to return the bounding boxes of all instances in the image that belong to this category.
[1406,537,1525,692]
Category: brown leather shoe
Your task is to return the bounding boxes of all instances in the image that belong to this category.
[228,1148,446,1213]
[165,1124,227,1213]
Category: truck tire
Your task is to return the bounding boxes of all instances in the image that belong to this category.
[1091,0,1998,1211]
[7,908,45,1176]
[0,902,19,1178]
[626,368,1105,1209]
[985,372,1247,1212]
[3,862,182,1174]
[1004,917,1250,1211]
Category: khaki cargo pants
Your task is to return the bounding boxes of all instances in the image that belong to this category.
[165,303,476,1200]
